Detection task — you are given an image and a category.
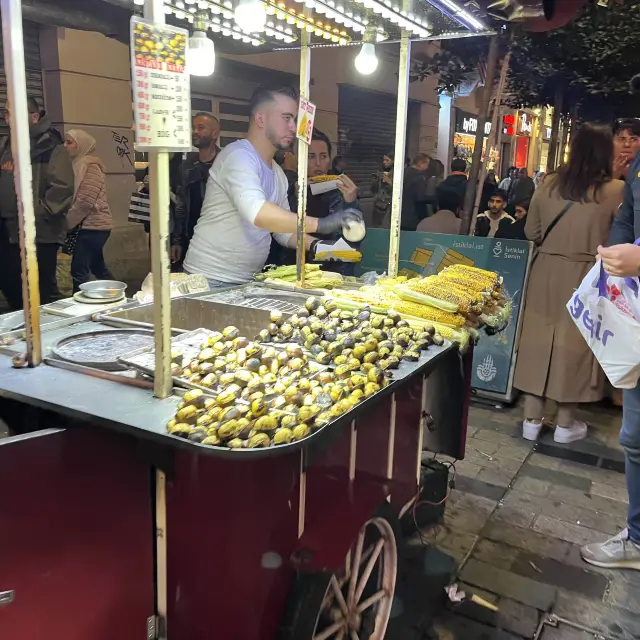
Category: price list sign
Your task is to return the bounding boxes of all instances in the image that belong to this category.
[130,17,192,151]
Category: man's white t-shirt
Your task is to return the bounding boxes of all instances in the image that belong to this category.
[183,139,291,284]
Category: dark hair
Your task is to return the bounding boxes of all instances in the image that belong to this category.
[451,158,467,173]
[193,112,220,125]
[384,152,394,160]
[427,158,445,179]
[332,155,345,170]
[514,198,530,211]
[614,118,640,137]
[248,85,298,119]
[490,189,508,203]
[412,153,430,166]
[311,129,332,157]
[27,97,39,115]
[550,122,613,203]
[436,184,462,214]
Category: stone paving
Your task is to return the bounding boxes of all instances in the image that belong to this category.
[410,400,640,640]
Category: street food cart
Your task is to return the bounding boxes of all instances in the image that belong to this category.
[0,0,491,638]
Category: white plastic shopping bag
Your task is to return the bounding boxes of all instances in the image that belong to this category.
[567,261,640,388]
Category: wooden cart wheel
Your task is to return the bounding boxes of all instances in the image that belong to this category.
[280,510,398,640]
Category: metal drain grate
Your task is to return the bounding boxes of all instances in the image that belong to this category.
[241,297,300,313]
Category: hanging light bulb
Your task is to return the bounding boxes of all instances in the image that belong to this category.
[354,42,377,74]
[188,32,215,75]
[234,0,267,32]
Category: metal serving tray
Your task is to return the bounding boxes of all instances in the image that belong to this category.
[120,328,220,394]
[102,295,295,336]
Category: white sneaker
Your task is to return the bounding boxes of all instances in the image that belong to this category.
[522,419,543,441]
[581,529,640,570]
[554,420,588,444]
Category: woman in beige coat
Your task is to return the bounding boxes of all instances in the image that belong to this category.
[514,123,624,444]
[64,129,113,293]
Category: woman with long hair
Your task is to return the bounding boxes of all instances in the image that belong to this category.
[514,123,624,443]
[63,129,113,292]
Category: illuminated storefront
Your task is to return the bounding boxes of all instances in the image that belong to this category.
[452,109,499,170]
[514,111,534,170]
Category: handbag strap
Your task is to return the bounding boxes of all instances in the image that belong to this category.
[540,200,574,246]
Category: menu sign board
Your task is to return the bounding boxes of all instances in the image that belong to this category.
[130,17,192,151]
[297,97,317,145]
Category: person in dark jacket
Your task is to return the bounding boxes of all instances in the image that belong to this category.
[416,183,462,235]
[581,147,640,570]
[388,152,431,230]
[479,170,498,213]
[272,129,361,275]
[0,97,74,309]
[439,158,468,205]
[509,167,535,208]
[613,118,640,180]
[496,198,529,241]
[275,148,297,187]
[173,112,220,264]
[371,152,394,228]
[474,189,515,237]
[425,158,444,216]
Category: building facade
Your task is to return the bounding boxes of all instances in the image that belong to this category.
[36,26,441,288]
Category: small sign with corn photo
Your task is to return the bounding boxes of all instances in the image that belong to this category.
[314,238,362,263]
[297,97,316,145]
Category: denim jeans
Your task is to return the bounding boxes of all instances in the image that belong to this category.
[71,230,113,293]
[621,382,640,543]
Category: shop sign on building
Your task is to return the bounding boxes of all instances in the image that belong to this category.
[455,110,491,136]
[130,17,192,151]
[518,112,533,136]
[503,114,515,136]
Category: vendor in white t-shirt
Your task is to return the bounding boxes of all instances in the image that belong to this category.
[183,85,362,288]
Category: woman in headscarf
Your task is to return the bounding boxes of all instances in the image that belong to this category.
[64,129,113,292]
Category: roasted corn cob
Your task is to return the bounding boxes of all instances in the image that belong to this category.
[376,276,408,288]
[309,174,337,183]
[387,299,466,327]
[315,250,362,262]
[440,264,499,290]
[399,281,474,313]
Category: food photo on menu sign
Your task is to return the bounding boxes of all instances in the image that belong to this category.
[297,98,316,145]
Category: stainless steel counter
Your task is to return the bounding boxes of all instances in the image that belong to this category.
[0,288,458,458]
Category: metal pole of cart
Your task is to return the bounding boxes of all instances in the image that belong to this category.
[142,1,171,637]
[295,30,311,289]
[144,0,173,401]
[1,0,42,366]
[387,29,411,278]
[297,28,311,533]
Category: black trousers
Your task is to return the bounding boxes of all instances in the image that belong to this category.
[71,229,113,293]
[0,232,60,310]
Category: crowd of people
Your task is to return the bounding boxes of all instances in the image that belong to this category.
[0,97,113,309]
[365,149,542,240]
